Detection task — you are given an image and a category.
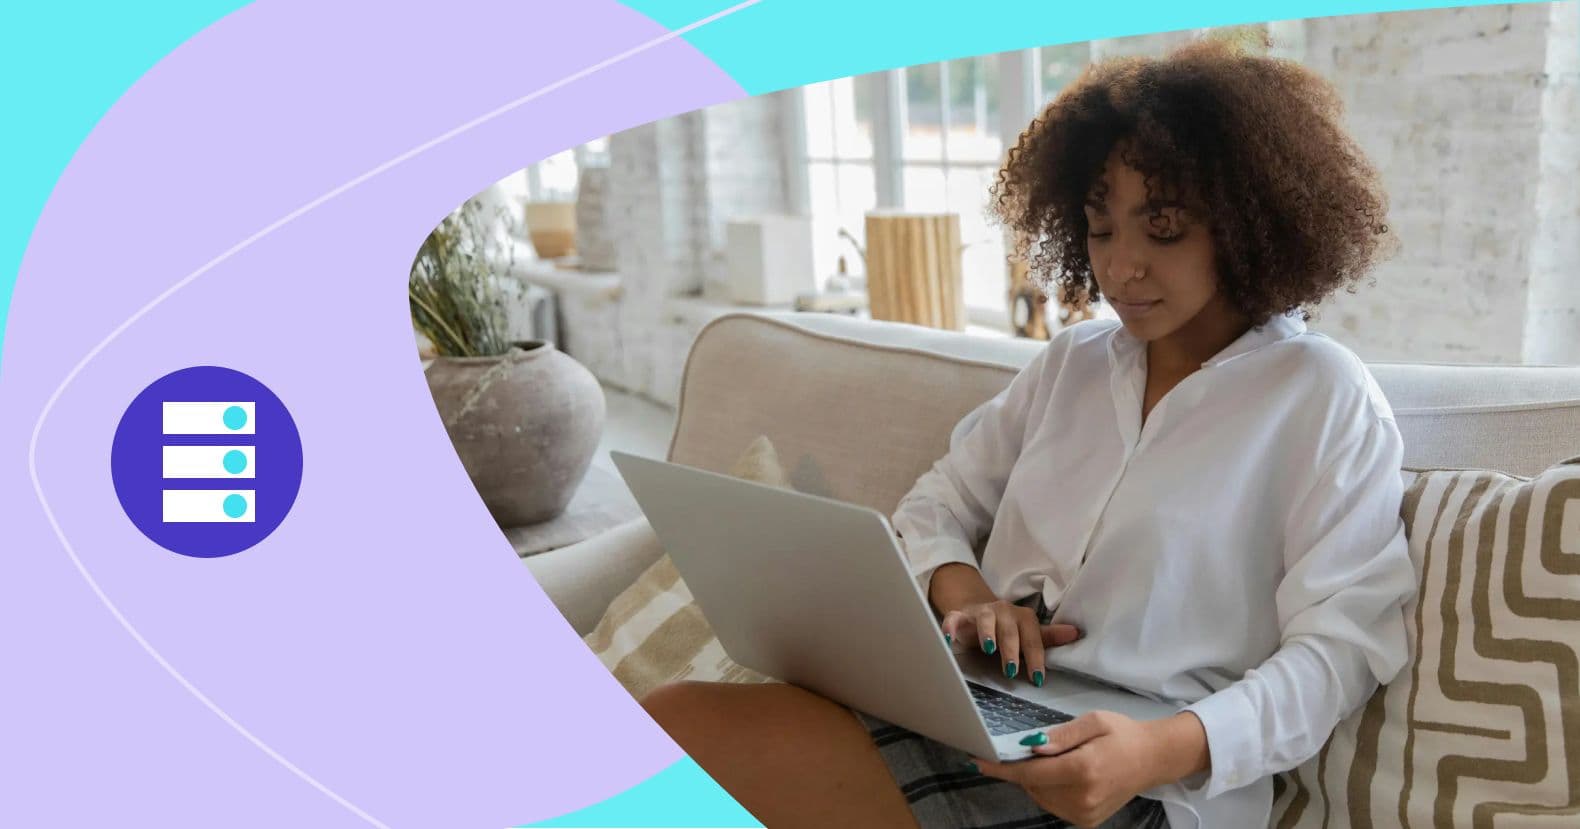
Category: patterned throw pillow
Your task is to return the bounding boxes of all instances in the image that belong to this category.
[1272,456,1580,827]
[582,436,788,700]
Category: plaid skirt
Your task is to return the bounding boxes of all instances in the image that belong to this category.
[856,711,1170,829]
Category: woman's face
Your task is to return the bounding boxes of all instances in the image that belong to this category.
[1084,148,1223,344]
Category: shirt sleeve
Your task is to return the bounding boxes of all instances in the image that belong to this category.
[1183,410,1418,798]
[890,342,1052,600]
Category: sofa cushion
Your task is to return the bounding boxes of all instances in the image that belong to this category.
[1272,456,1580,826]
[675,314,1580,488]
[670,315,1020,519]
[582,436,786,699]
[526,516,668,636]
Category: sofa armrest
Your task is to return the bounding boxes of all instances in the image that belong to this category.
[523,517,663,636]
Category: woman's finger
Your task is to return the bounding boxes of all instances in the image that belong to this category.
[940,609,974,647]
[974,605,999,655]
[995,607,1022,679]
[1018,612,1047,687]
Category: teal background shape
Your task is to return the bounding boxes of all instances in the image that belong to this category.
[525,757,763,827]
[623,0,1530,95]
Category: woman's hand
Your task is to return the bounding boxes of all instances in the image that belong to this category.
[927,563,1080,685]
[940,599,1080,685]
[971,711,1209,828]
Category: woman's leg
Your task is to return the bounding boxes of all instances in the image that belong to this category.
[641,681,919,828]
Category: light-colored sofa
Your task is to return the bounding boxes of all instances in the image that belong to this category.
[529,311,1580,636]
[530,310,1580,825]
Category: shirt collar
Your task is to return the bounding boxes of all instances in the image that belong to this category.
[1106,311,1308,370]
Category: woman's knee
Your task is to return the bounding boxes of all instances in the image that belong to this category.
[640,680,705,722]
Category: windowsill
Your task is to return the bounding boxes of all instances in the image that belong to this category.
[512,261,1018,342]
[509,258,623,300]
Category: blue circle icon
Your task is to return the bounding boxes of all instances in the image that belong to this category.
[111,367,302,558]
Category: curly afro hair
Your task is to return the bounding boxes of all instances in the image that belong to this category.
[991,35,1393,324]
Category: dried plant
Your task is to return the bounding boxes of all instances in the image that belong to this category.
[409,198,516,357]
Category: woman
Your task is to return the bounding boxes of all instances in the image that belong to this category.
[642,36,1417,829]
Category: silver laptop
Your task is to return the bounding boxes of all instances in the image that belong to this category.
[609,451,1179,761]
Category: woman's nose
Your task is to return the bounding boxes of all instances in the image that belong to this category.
[1107,242,1145,282]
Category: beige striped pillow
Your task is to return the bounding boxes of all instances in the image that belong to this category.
[583,437,787,700]
[1272,456,1580,827]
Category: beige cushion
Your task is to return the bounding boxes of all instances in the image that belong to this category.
[676,313,1580,483]
[670,315,1019,517]
[1272,456,1580,826]
[582,436,788,700]
[525,517,667,636]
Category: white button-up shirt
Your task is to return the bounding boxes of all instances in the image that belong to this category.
[892,314,1417,828]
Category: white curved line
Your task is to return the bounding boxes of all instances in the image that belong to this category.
[25,3,760,825]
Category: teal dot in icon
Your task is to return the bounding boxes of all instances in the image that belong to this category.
[223,405,248,430]
[223,494,248,518]
[223,450,248,474]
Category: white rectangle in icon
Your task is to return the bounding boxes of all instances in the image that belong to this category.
[162,401,256,435]
[162,490,256,523]
[162,446,255,479]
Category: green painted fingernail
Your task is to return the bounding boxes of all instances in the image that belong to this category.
[965,760,979,773]
[1019,732,1049,747]
[1033,670,1045,687]
[945,634,952,645]
[1005,661,1018,679]
[983,638,996,655]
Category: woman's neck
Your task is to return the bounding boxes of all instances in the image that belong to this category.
[1145,293,1252,376]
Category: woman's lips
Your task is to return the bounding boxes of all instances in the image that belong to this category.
[1110,298,1161,316]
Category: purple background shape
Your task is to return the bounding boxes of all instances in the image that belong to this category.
[1,2,744,826]
[112,366,305,557]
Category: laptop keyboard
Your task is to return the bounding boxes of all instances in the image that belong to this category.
[967,681,1075,736]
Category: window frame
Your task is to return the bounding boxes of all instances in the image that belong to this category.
[792,47,1093,331]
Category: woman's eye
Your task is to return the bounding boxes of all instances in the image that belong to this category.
[1087,230,1113,239]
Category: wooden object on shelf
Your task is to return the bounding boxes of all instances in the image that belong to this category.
[863,212,964,331]
[525,201,576,259]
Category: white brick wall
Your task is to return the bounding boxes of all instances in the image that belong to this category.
[1075,9,1579,363]
[699,94,792,301]
[1525,0,1580,363]
[1304,4,1578,363]
[556,93,793,406]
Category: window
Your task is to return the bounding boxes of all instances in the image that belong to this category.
[520,136,609,205]
[791,46,1124,331]
[525,149,579,202]
[802,76,878,284]
[1035,43,1088,104]
[900,56,1006,324]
